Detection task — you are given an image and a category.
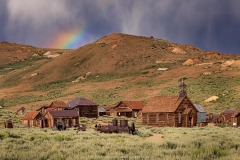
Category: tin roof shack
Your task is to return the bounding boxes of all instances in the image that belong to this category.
[98,107,107,116]
[194,104,206,123]
[142,81,200,127]
[16,107,25,115]
[67,98,98,118]
[111,101,144,118]
[217,110,237,126]
[45,110,79,128]
[22,111,44,128]
[231,110,240,127]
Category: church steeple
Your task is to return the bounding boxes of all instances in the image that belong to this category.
[179,79,187,98]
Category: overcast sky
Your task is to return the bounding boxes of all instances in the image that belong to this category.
[0,0,240,54]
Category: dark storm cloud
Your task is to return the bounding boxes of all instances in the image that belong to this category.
[0,0,240,53]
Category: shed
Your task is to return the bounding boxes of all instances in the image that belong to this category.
[231,110,240,127]
[111,101,145,118]
[22,111,44,128]
[194,104,206,123]
[67,98,98,118]
[217,110,237,126]
[4,119,13,128]
[45,110,79,128]
[16,107,25,115]
[98,106,107,116]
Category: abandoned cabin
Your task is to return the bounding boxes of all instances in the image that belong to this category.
[231,110,240,127]
[142,81,202,127]
[36,101,67,114]
[110,101,145,118]
[216,110,238,126]
[67,98,98,118]
[22,111,44,128]
[16,107,25,115]
[206,113,220,126]
[44,110,79,128]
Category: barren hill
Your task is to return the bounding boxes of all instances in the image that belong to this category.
[0,33,240,113]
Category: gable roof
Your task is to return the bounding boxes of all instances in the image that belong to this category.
[142,96,185,113]
[16,107,25,112]
[231,110,240,117]
[67,98,98,109]
[115,101,144,110]
[98,106,106,113]
[49,101,67,109]
[23,111,42,120]
[194,104,206,113]
[102,106,114,111]
[48,110,79,118]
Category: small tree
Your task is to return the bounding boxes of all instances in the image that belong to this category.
[0,98,5,108]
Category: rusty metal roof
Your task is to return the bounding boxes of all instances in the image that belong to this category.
[49,101,67,109]
[115,101,144,110]
[67,98,98,109]
[22,111,42,120]
[231,110,240,117]
[142,96,185,113]
[48,110,79,118]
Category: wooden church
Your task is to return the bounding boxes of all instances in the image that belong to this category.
[142,81,199,127]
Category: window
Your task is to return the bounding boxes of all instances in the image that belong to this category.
[178,113,181,123]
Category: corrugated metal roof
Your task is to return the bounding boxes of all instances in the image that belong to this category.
[67,98,98,109]
[98,107,106,113]
[194,104,206,113]
[48,110,79,118]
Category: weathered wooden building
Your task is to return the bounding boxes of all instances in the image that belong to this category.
[206,113,220,126]
[67,98,98,118]
[45,110,79,128]
[111,101,145,118]
[142,81,201,127]
[22,111,44,128]
[36,101,67,114]
[231,110,240,127]
[16,107,25,115]
[217,110,238,126]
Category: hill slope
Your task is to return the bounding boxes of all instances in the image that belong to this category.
[0,33,240,113]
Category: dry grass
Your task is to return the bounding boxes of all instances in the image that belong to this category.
[0,110,240,160]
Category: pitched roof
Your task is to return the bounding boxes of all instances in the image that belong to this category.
[194,104,206,113]
[49,101,67,109]
[231,110,240,117]
[102,106,114,111]
[116,101,144,110]
[142,96,184,113]
[23,111,42,120]
[67,98,98,109]
[48,110,79,118]
[98,107,106,113]
[16,107,25,112]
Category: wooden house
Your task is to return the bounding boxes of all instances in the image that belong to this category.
[216,110,237,126]
[67,98,98,118]
[231,110,240,127]
[111,101,145,118]
[22,111,44,128]
[102,106,114,116]
[142,81,201,127]
[16,107,25,115]
[36,101,67,114]
[45,110,79,128]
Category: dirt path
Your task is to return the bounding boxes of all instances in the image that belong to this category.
[145,134,164,143]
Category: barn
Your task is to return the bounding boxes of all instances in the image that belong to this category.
[67,98,98,118]
[111,101,145,118]
[231,110,240,127]
[45,110,79,128]
[22,111,44,128]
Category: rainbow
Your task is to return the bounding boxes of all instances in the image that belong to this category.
[49,1,115,49]
[49,27,89,49]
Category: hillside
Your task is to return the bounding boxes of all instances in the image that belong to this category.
[0,33,240,113]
